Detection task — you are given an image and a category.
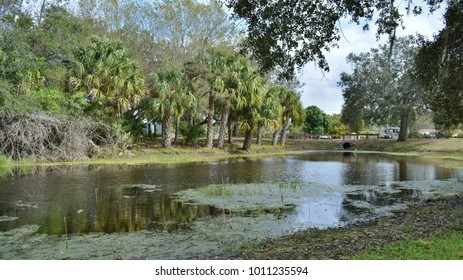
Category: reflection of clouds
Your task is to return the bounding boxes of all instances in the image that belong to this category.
[295,161,345,185]
[294,193,345,228]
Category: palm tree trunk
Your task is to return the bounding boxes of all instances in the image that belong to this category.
[242,124,254,151]
[233,122,239,137]
[174,116,179,145]
[228,120,234,144]
[272,129,280,146]
[256,126,264,145]
[162,114,173,148]
[206,92,215,148]
[217,100,231,148]
[279,122,290,145]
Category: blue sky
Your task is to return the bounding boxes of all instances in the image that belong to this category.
[299,7,446,114]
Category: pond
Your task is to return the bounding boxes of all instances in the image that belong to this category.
[0,151,463,259]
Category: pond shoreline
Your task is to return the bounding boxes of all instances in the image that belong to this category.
[226,194,463,260]
[2,138,463,169]
[1,138,463,259]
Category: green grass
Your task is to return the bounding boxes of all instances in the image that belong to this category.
[0,155,9,165]
[355,231,463,260]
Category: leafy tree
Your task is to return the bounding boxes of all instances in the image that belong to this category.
[339,36,422,141]
[303,106,332,134]
[143,0,240,70]
[330,113,349,134]
[415,0,463,129]
[226,0,446,79]
[75,0,241,74]
[70,36,147,119]
[0,0,34,30]
[0,29,39,86]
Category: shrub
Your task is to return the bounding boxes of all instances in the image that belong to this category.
[180,124,205,146]
[0,109,119,161]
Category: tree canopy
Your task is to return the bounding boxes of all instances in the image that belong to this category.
[339,36,422,141]
[303,106,332,134]
[415,0,463,129]
[226,0,446,79]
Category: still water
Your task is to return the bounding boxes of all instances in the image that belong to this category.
[1,152,462,237]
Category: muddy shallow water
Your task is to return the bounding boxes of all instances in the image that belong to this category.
[1,152,462,259]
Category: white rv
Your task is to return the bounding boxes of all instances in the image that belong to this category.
[378,127,400,139]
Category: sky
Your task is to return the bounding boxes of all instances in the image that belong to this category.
[298,6,446,115]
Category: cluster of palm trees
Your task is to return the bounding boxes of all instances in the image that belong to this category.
[70,37,305,151]
[146,49,305,150]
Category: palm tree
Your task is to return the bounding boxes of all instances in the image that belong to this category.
[147,69,196,148]
[266,86,288,145]
[70,36,147,119]
[216,55,250,148]
[256,87,283,145]
[278,89,305,145]
[237,67,267,151]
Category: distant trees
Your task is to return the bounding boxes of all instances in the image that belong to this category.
[303,106,332,134]
[74,0,240,74]
[339,36,422,141]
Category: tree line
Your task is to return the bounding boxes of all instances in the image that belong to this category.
[0,0,306,161]
[340,1,462,141]
[0,0,461,161]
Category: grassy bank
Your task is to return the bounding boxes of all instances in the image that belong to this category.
[232,195,463,260]
[1,138,463,168]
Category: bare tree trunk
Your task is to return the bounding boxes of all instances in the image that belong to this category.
[162,114,173,148]
[242,124,254,151]
[272,129,280,146]
[206,92,215,148]
[37,0,47,26]
[217,100,231,148]
[256,126,264,145]
[398,113,409,142]
[279,122,290,145]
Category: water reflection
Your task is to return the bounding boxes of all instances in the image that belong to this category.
[294,194,346,228]
[0,152,462,235]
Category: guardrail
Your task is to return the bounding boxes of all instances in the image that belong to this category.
[289,133,380,140]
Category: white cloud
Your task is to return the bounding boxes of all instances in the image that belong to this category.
[299,9,445,114]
